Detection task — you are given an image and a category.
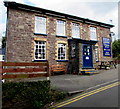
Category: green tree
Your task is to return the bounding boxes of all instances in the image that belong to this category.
[112,39,120,58]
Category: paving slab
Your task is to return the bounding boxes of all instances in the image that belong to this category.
[50,65,119,92]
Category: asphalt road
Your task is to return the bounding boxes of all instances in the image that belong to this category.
[52,81,119,109]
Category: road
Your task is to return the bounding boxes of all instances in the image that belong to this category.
[51,81,119,109]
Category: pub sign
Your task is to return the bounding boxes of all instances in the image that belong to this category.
[103,37,111,56]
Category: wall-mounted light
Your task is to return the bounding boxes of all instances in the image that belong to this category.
[109,32,115,37]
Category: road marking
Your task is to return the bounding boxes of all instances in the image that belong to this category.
[56,82,119,108]
[51,81,119,109]
[86,79,119,90]
[52,81,119,108]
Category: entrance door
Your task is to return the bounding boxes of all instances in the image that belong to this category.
[68,41,79,74]
[83,44,93,68]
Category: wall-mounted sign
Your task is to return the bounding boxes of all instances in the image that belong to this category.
[103,37,111,56]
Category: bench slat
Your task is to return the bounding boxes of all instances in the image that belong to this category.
[51,64,66,75]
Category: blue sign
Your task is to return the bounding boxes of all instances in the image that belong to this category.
[103,38,111,56]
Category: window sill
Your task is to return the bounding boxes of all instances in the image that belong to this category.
[96,61,99,62]
[34,33,47,36]
[72,37,81,39]
[56,60,68,62]
[90,39,98,41]
[56,35,67,38]
[32,60,48,62]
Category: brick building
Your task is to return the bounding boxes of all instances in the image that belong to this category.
[4,1,114,75]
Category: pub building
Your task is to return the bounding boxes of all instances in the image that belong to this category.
[4,1,114,75]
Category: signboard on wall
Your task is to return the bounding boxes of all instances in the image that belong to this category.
[103,37,111,56]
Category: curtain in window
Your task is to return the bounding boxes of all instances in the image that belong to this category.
[35,16,46,34]
[56,20,65,36]
[90,27,97,40]
[72,23,80,38]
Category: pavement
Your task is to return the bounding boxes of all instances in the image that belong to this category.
[14,64,119,94]
[50,64,119,93]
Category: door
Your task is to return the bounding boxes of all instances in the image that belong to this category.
[68,41,79,74]
[83,44,93,68]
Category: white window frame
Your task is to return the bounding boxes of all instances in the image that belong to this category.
[90,27,97,40]
[72,23,80,38]
[35,16,46,34]
[58,43,66,60]
[56,20,66,36]
[34,41,46,60]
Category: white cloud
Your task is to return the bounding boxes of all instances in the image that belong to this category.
[0,0,118,41]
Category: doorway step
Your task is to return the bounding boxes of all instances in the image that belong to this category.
[79,69,98,75]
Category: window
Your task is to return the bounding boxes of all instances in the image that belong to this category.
[34,41,46,60]
[90,27,97,40]
[56,20,65,36]
[95,46,99,62]
[71,43,76,57]
[72,23,80,38]
[35,16,46,34]
[58,43,66,60]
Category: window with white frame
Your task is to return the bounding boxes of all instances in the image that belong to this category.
[95,46,99,62]
[56,20,66,36]
[72,23,80,38]
[90,27,97,40]
[71,43,76,57]
[58,43,66,60]
[34,41,46,60]
[35,16,46,34]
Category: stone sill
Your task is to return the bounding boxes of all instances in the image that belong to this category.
[32,60,48,62]
[56,60,68,62]
[34,33,47,36]
[56,35,67,38]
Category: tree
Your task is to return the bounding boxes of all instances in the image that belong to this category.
[2,37,6,48]
[112,39,120,58]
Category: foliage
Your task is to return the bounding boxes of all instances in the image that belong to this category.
[2,81,51,109]
[49,89,67,102]
[2,37,6,48]
[2,80,67,109]
[112,39,120,58]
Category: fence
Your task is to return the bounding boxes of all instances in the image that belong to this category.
[0,62,49,80]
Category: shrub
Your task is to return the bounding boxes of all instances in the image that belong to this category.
[2,80,51,109]
[49,89,67,102]
[2,81,67,109]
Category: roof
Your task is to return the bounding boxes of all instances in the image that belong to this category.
[4,1,114,28]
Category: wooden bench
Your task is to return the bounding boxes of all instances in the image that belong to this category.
[51,64,67,75]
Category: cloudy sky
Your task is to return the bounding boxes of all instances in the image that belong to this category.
[0,0,119,42]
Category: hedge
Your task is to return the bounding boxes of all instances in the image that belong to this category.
[2,80,51,109]
[2,80,67,109]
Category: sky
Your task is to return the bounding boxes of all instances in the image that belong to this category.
[0,0,119,46]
